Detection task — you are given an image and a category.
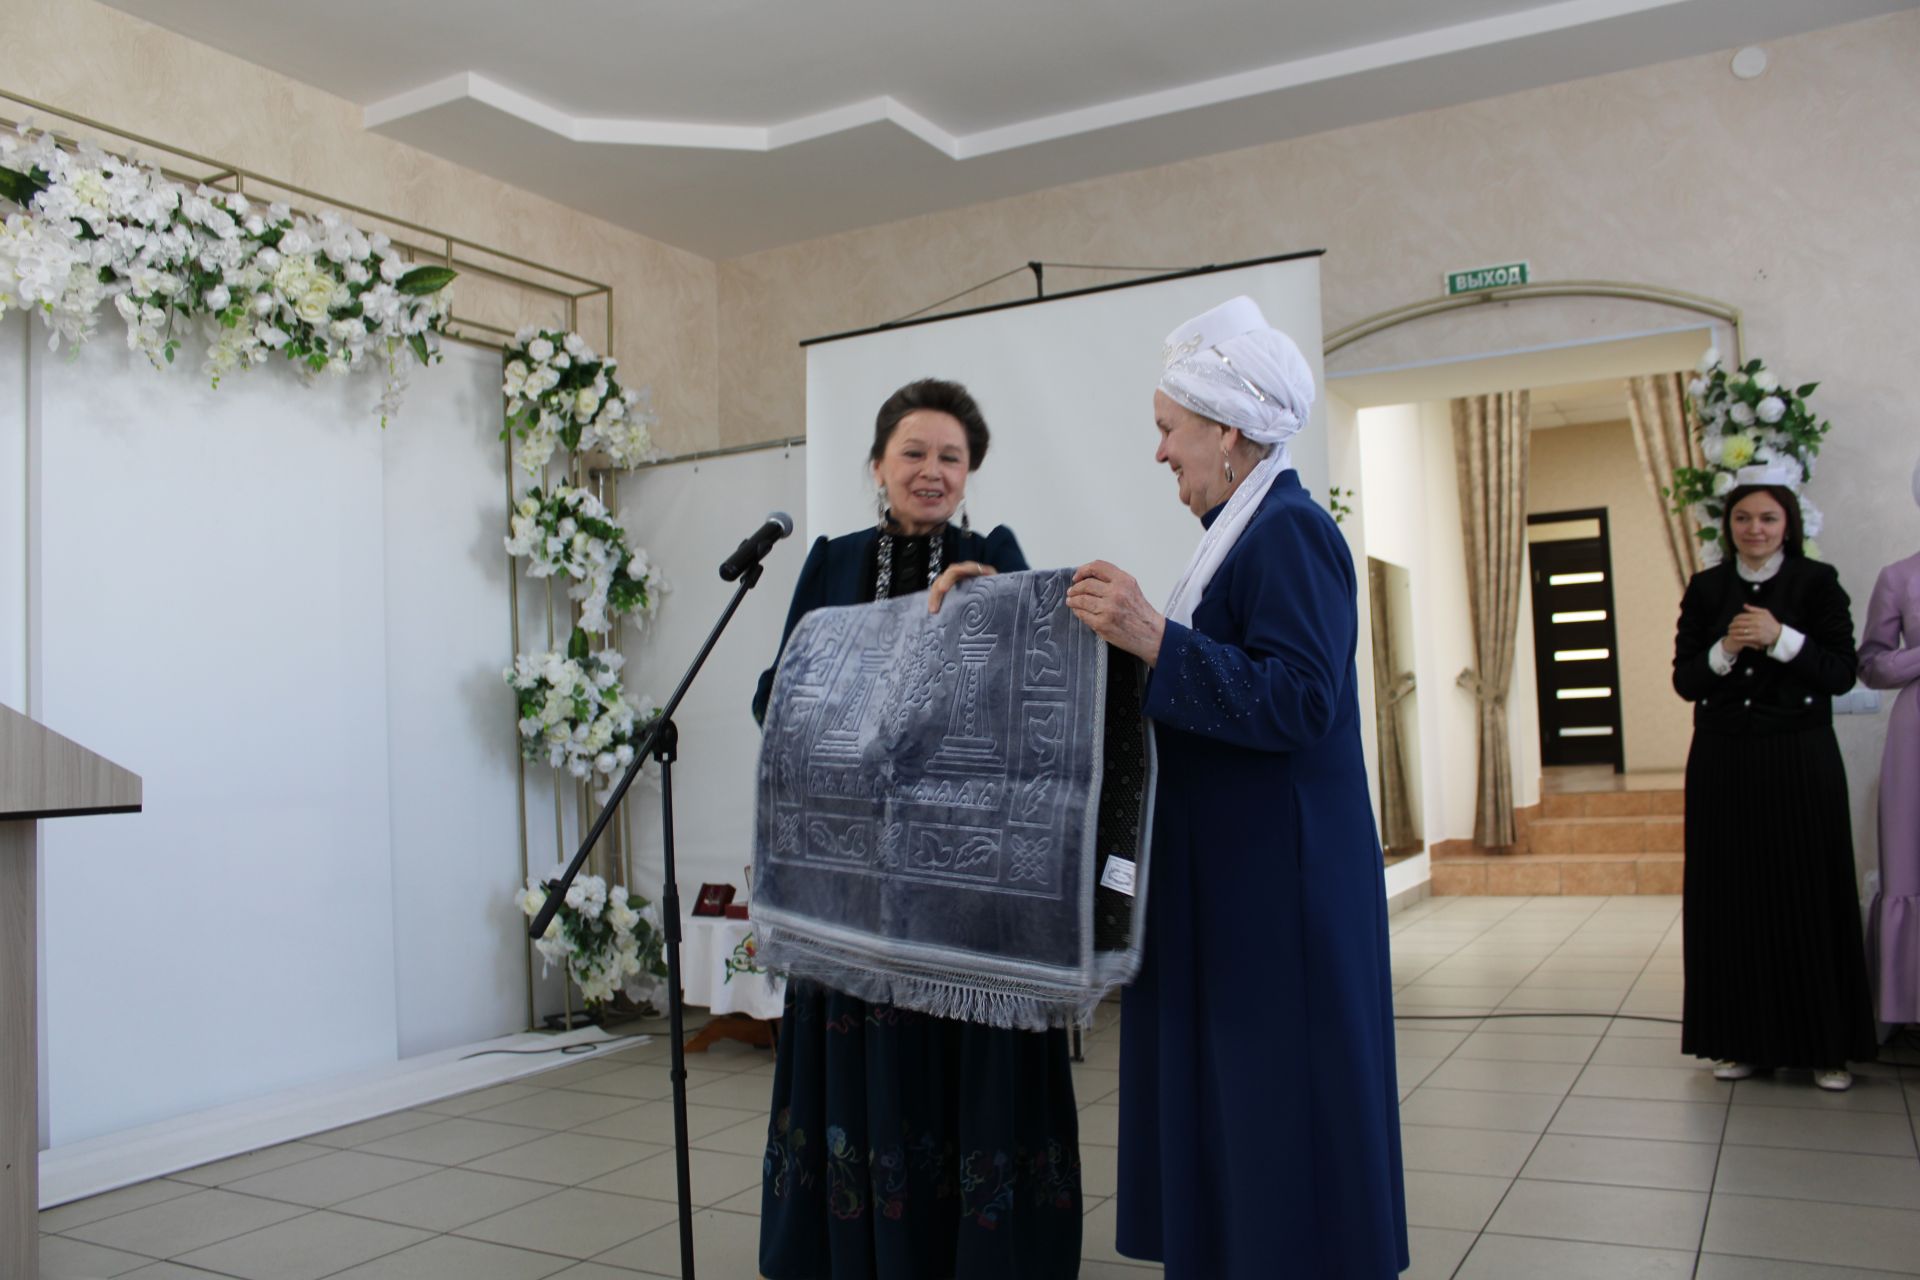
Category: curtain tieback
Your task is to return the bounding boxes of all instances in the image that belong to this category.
[1457,668,1507,707]
[1385,672,1417,708]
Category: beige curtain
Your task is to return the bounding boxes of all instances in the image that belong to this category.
[1367,560,1419,853]
[1625,372,1708,589]
[1452,391,1531,849]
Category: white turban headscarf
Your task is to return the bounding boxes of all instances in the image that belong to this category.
[1157,295,1316,627]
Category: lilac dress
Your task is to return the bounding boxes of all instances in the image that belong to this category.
[1862,551,1920,1023]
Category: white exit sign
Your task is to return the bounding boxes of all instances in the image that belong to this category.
[1446,262,1530,294]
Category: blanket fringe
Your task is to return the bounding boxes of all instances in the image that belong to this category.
[758,924,1106,1031]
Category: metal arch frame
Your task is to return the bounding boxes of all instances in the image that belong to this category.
[1,87,627,1036]
[0,88,615,357]
[1324,279,1744,368]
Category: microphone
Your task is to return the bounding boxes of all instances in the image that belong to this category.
[719,511,794,581]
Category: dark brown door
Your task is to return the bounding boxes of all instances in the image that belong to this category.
[1527,509,1626,770]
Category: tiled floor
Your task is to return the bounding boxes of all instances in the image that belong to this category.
[38,895,1920,1278]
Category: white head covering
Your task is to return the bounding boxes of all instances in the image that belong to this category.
[1156,296,1316,626]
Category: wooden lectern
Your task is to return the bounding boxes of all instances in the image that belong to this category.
[2,703,140,1280]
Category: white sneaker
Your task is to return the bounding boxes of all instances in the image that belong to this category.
[1814,1069,1853,1092]
[1713,1061,1757,1080]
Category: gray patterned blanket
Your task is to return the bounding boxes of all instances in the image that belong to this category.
[752,568,1155,1030]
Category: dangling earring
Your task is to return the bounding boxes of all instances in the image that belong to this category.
[958,498,971,532]
[1223,455,1236,485]
[874,484,889,530]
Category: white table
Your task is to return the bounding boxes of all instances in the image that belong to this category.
[679,913,786,1052]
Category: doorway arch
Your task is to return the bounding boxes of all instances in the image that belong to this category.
[1325,279,1745,366]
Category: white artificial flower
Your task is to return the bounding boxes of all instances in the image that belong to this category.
[1798,495,1823,537]
[1756,395,1786,424]
[379,254,406,283]
[1728,402,1756,427]
[1696,347,1720,374]
[1753,371,1779,393]
[1712,470,1735,497]
[528,336,555,362]
[205,284,231,311]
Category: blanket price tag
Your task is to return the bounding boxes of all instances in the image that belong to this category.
[1099,855,1137,897]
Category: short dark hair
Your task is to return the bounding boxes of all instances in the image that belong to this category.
[871,378,990,471]
[1720,484,1805,558]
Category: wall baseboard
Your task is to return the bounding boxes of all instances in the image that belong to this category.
[38,1025,645,1208]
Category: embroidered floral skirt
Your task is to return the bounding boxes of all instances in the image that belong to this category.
[759,980,1083,1280]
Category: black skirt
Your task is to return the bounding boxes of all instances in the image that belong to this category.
[1682,723,1878,1068]
[759,982,1083,1280]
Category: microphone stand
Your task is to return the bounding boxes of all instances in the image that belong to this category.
[529,558,769,1280]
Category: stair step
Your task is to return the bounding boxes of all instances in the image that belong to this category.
[1542,790,1685,819]
[1530,815,1683,856]
[1431,853,1684,897]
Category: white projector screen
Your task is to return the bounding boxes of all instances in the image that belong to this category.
[804,254,1325,598]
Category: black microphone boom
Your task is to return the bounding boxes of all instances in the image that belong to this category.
[719,511,794,581]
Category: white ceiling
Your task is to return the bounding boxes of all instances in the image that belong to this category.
[1529,377,1637,429]
[100,0,1914,258]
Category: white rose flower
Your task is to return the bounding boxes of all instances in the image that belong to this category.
[575,388,602,419]
[1753,371,1779,392]
[1696,347,1720,374]
[1728,402,1756,427]
[552,353,571,370]
[1756,395,1786,424]
[379,255,406,283]
[251,292,275,316]
[1712,470,1735,496]
[296,281,335,324]
[257,247,282,271]
[1687,378,1706,400]
[528,337,555,362]
[205,284,231,311]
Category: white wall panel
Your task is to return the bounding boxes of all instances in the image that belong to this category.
[380,341,525,1058]
[617,446,810,902]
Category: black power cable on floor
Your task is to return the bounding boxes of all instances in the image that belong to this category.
[458,1029,662,1061]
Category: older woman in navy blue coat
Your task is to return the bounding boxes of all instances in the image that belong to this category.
[1066,298,1407,1278]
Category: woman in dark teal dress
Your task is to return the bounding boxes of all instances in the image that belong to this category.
[753,377,1082,1280]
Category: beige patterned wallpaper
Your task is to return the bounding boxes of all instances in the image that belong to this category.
[717,11,1919,597]
[0,0,719,454]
